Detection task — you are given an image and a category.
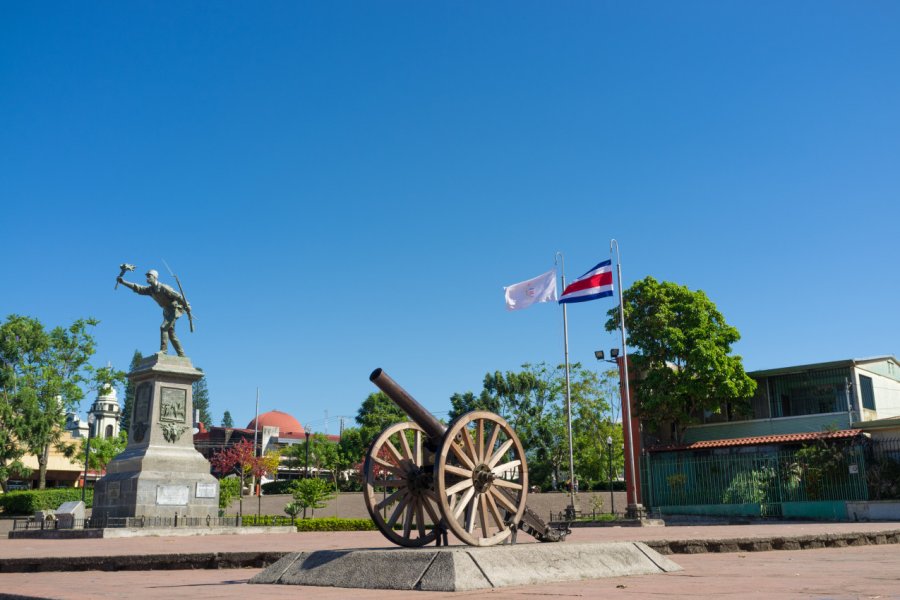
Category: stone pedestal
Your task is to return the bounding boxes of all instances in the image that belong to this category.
[92,353,219,520]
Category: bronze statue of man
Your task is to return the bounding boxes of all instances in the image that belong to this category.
[117,269,190,357]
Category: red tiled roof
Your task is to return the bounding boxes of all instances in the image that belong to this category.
[648,429,864,453]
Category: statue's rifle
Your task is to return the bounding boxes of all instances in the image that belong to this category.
[162,260,194,333]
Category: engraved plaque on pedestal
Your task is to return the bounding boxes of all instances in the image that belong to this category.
[196,482,218,498]
[157,485,190,506]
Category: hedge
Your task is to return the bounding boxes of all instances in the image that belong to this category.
[260,480,298,495]
[220,515,377,531]
[0,488,92,515]
[295,517,376,532]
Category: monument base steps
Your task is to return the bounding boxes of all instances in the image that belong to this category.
[249,542,681,591]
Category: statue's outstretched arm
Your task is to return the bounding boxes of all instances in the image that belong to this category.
[117,278,144,294]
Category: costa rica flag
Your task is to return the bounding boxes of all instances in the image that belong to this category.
[559,260,614,304]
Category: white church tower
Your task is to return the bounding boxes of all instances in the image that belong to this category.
[89,385,121,439]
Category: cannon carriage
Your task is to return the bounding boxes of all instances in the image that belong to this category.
[363,369,569,547]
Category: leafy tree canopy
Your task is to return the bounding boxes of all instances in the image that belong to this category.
[81,430,127,472]
[605,276,756,443]
[0,315,125,489]
[355,391,407,444]
[450,362,620,490]
[120,350,143,434]
[192,369,212,428]
[222,410,234,428]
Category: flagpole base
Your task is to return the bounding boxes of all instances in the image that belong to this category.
[625,503,647,520]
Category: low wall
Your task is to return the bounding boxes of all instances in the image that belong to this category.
[228,491,628,519]
[847,501,900,521]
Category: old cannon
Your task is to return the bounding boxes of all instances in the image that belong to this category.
[363,368,569,547]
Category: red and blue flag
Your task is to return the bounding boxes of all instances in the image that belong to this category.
[559,260,614,304]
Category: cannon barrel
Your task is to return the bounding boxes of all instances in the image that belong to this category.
[369,368,447,441]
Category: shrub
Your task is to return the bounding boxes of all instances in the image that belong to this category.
[0,488,92,515]
[218,477,241,510]
[723,469,771,504]
[238,514,296,526]
[294,517,376,532]
[261,480,299,495]
[291,478,337,518]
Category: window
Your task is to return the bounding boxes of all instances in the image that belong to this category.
[859,375,876,411]
[767,368,851,417]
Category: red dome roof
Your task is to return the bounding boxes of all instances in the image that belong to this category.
[247,410,304,435]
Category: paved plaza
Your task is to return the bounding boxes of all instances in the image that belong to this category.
[2,522,899,599]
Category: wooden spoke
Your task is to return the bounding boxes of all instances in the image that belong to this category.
[449,441,476,470]
[372,456,404,476]
[384,439,404,465]
[491,486,519,513]
[485,488,506,530]
[485,423,501,461]
[479,493,490,537]
[460,425,479,464]
[399,429,413,460]
[443,464,473,478]
[486,439,514,468]
[414,430,423,466]
[446,477,474,497]
[416,499,426,537]
[476,419,485,462]
[387,492,411,528]
[375,487,405,511]
[491,459,522,476]
[492,479,523,490]
[453,487,476,520]
[402,498,414,538]
[422,495,441,525]
[465,494,478,533]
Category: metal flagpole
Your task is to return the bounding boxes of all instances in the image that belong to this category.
[254,388,260,457]
[556,252,578,514]
[611,239,642,517]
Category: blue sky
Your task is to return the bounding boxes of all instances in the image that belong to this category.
[2,2,899,433]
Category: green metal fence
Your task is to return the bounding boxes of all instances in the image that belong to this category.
[643,445,869,517]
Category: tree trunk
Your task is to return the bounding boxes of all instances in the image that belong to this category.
[38,445,49,489]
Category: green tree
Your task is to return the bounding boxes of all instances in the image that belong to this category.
[572,368,622,489]
[336,426,366,491]
[120,350,143,434]
[450,362,611,490]
[1,315,124,488]
[448,390,500,419]
[606,276,756,444]
[0,316,41,492]
[192,369,212,428]
[356,391,407,444]
[222,410,234,428]
[81,430,128,472]
[291,477,336,518]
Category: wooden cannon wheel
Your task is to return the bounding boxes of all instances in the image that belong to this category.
[362,421,443,547]
[435,411,528,546]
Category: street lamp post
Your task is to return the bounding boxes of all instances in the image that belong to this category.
[606,435,614,516]
[81,413,96,504]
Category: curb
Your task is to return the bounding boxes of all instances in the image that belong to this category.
[0,551,286,574]
[2,530,899,573]
[644,529,900,555]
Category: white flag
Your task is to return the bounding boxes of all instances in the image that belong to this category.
[503,269,558,311]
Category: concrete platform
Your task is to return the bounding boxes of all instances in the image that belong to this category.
[249,542,681,591]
